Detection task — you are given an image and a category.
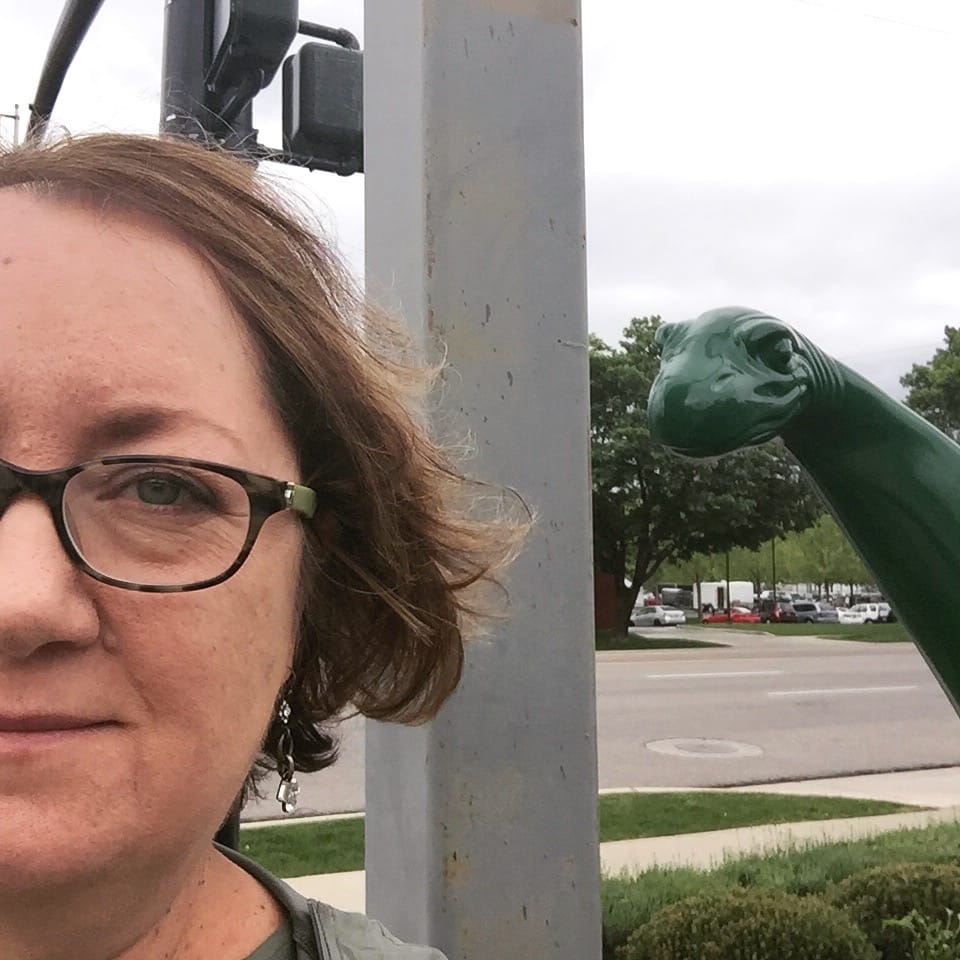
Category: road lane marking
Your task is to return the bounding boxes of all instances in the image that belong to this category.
[767,685,918,697]
[647,670,785,679]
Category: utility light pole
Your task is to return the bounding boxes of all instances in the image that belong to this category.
[772,538,778,595]
[725,551,732,622]
[364,3,601,957]
[0,105,20,146]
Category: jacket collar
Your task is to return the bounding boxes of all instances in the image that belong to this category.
[215,842,328,960]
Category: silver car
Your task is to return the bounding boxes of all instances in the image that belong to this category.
[632,604,687,627]
[792,601,840,624]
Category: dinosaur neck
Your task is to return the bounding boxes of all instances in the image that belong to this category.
[783,364,960,711]
[794,332,845,416]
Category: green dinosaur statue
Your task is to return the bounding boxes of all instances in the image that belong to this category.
[647,305,960,712]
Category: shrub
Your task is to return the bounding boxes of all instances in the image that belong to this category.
[601,871,731,960]
[827,862,960,960]
[883,908,960,960]
[616,887,878,960]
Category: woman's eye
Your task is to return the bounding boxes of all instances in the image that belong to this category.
[124,472,216,510]
[136,476,187,506]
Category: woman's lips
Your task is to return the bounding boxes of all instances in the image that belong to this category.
[0,715,111,733]
[0,717,120,753]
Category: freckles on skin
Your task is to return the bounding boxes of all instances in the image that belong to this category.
[0,191,306,885]
[0,191,282,469]
[117,569,296,779]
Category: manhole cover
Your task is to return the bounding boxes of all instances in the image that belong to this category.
[646,738,763,759]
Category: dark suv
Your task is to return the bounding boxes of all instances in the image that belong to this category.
[758,599,797,623]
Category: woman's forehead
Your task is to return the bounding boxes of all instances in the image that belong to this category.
[0,191,289,469]
[0,190,230,334]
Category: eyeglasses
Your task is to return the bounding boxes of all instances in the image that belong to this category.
[0,455,318,593]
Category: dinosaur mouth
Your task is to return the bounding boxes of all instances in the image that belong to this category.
[649,376,806,456]
[663,424,781,458]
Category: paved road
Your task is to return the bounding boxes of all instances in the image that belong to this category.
[242,628,960,819]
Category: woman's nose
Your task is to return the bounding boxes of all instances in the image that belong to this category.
[0,497,101,660]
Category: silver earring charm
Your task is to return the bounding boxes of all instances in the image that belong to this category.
[275,698,300,814]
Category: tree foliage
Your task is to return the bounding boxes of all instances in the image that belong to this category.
[590,316,822,632]
[776,514,872,591]
[901,325,960,438]
[657,515,874,601]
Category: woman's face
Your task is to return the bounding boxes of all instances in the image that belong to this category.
[0,191,302,886]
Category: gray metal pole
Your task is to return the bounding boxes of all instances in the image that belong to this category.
[160,0,210,135]
[0,107,18,146]
[772,538,777,595]
[364,3,601,958]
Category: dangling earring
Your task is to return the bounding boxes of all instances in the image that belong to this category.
[275,697,300,814]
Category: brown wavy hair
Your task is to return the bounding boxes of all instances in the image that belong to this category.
[0,134,527,795]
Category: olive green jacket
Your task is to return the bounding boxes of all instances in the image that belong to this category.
[218,844,447,960]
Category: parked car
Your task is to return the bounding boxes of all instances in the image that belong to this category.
[792,600,840,624]
[758,598,797,623]
[632,604,687,627]
[814,602,840,624]
[702,606,761,624]
[791,601,819,623]
[836,606,866,624]
[849,602,885,624]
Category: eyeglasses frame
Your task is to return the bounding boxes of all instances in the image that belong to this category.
[0,454,318,593]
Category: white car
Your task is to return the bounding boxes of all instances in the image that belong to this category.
[849,603,885,624]
[837,607,866,624]
[632,604,687,627]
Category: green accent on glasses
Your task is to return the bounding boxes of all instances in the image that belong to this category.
[0,455,318,593]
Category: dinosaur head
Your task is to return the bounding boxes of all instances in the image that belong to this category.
[648,307,814,457]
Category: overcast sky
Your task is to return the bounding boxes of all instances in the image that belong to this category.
[3,0,959,397]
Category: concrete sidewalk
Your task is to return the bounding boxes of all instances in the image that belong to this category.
[272,766,960,913]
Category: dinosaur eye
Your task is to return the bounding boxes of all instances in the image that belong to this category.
[653,324,669,356]
[654,320,689,358]
[755,333,795,373]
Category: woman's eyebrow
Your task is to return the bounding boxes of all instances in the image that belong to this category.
[81,406,247,457]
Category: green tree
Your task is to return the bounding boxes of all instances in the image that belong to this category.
[901,326,960,438]
[590,316,821,634]
[657,547,765,608]
[779,514,872,595]
[655,552,723,613]
[726,544,769,597]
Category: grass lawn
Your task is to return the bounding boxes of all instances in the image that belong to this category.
[240,816,364,878]
[596,627,726,651]
[597,791,918,843]
[601,818,960,958]
[707,622,912,643]
[238,792,920,878]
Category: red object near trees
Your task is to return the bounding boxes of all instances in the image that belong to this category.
[702,607,761,624]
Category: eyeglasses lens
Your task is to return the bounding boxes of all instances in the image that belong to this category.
[63,462,251,588]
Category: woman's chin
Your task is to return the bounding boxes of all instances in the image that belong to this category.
[0,789,202,893]
[0,816,112,902]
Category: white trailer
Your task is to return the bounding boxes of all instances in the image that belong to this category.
[699,580,755,610]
